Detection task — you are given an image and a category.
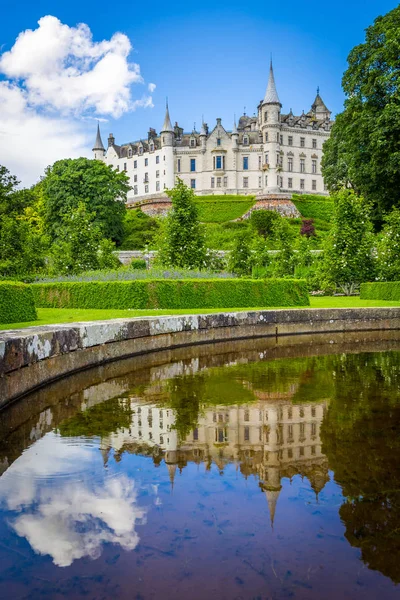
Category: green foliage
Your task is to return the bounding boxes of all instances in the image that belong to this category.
[272,220,295,277]
[0,282,37,323]
[296,236,313,267]
[321,5,400,222]
[322,190,375,293]
[41,157,129,243]
[376,208,400,281]
[195,195,255,222]
[360,281,400,301]
[120,208,159,250]
[204,221,252,250]
[250,209,281,238]
[32,278,310,310]
[228,231,253,276]
[158,179,207,269]
[130,258,147,270]
[252,237,271,269]
[49,203,120,275]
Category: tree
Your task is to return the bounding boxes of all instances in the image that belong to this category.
[250,209,281,238]
[228,231,253,276]
[300,218,315,238]
[322,190,375,294]
[272,220,295,277]
[376,208,400,281]
[49,203,120,275]
[120,208,159,250]
[158,179,207,270]
[321,5,400,223]
[41,158,129,244]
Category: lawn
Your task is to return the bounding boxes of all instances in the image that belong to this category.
[0,297,398,330]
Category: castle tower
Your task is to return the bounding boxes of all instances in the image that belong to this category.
[160,100,175,190]
[92,123,105,160]
[311,88,331,121]
[260,61,282,194]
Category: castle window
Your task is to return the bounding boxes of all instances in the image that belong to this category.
[156,155,160,164]
[243,177,248,188]
[145,184,149,193]
[312,159,317,174]
[265,175,268,186]
[214,155,225,170]
[156,170,159,178]
[288,157,293,172]
[311,445,316,455]
[163,155,166,161]
[145,158,148,166]
[243,135,249,146]
[134,160,137,168]
[144,172,149,183]
[223,176,228,187]
[134,185,138,195]
[190,138,196,148]
[190,158,196,172]
[280,135,283,145]
[264,153,269,164]
[264,111,268,122]
[217,138,221,146]
[243,156,249,170]
[300,137,305,148]
[156,181,160,191]
[244,427,250,441]
[211,177,215,188]
[299,446,304,456]
[300,158,305,173]
[193,428,199,441]
[128,148,132,158]
[217,177,221,188]
[177,159,181,173]
[134,174,137,183]
[191,179,196,189]
[288,178,293,189]
[265,132,268,142]
[124,163,127,171]
[139,146,144,155]
[300,179,305,190]
[258,176,262,188]
[150,142,154,152]
[276,132,279,142]
[312,138,317,149]
[288,136,293,146]
[311,423,317,436]
[258,156,262,169]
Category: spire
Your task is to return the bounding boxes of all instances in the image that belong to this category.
[264,487,281,529]
[263,60,281,105]
[311,89,331,118]
[92,123,105,151]
[161,99,174,132]
[232,115,238,135]
[167,463,177,490]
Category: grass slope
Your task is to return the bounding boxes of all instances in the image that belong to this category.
[0,297,398,330]
[195,195,256,223]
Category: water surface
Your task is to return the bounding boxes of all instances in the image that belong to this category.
[0,335,400,599]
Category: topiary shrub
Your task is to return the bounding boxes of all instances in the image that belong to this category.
[32,278,309,310]
[0,282,37,323]
[360,282,400,301]
[130,258,147,270]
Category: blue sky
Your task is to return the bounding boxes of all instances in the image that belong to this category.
[0,0,398,184]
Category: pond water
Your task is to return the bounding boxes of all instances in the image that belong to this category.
[0,335,400,599]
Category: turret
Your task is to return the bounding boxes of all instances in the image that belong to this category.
[160,100,175,190]
[231,117,239,146]
[92,123,105,160]
[160,100,174,147]
[311,88,331,121]
[260,60,282,193]
[199,121,207,149]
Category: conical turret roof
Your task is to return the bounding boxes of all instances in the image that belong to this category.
[161,100,174,132]
[263,60,281,105]
[92,123,105,151]
[311,88,330,116]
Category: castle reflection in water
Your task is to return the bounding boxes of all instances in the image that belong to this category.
[100,386,329,525]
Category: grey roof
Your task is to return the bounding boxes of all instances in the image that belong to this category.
[92,123,105,151]
[200,121,207,136]
[161,101,174,132]
[312,90,330,114]
[263,61,281,105]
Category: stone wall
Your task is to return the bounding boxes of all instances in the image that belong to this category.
[241,196,300,219]
[0,308,399,407]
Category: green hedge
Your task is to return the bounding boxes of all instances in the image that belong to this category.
[0,282,37,323]
[32,279,309,310]
[360,282,400,301]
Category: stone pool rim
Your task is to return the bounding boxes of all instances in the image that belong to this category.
[1,307,399,408]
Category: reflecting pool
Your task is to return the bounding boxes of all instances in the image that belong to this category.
[1,335,400,599]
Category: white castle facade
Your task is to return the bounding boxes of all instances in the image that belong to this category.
[93,62,333,202]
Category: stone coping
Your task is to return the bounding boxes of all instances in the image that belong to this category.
[0,307,399,407]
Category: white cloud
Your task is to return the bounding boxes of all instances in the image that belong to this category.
[0,16,155,185]
[0,433,147,567]
[148,83,156,93]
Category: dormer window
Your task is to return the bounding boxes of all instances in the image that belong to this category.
[243,135,249,146]
[190,138,196,148]
[149,142,154,152]
[128,148,132,158]
[139,145,143,155]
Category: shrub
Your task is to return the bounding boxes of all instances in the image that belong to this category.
[228,231,253,276]
[130,258,147,270]
[120,209,159,250]
[360,282,400,301]
[376,208,400,281]
[32,278,309,310]
[250,210,281,238]
[0,282,37,323]
[300,219,316,237]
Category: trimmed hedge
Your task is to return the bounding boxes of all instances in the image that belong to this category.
[32,278,309,310]
[360,282,400,301]
[0,282,37,323]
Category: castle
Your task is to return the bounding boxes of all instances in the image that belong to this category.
[93,62,333,203]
